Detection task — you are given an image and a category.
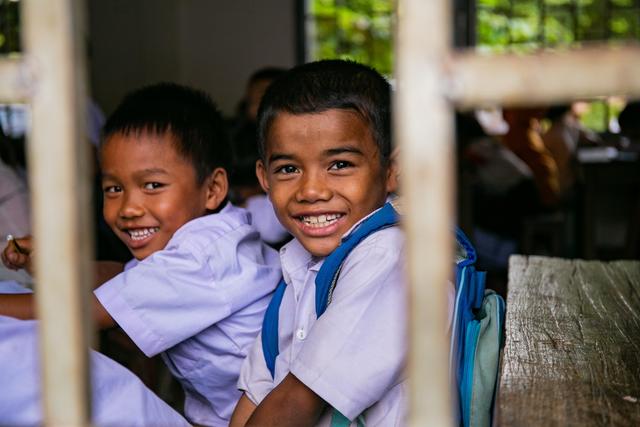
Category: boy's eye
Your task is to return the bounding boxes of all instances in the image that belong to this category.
[144,182,165,190]
[274,165,299,175]
[329,160,353,170]
[103,185,122,194]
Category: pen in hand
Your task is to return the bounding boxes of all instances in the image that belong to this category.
[6,234,28,255]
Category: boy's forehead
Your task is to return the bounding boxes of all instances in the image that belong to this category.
[100,129,186,165]
[102,129,178,151]
[265,109,375,153]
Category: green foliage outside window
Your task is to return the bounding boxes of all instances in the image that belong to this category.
[0,0,21,55]
[306,0,394,76]
[477,0,640,52]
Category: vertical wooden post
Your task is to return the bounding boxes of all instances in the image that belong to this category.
[396,0,454,426]
[21,0,93,425]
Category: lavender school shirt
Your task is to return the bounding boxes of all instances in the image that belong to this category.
[0,314,190,427]
[95,203,281,426]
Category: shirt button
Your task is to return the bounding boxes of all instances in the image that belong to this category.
[296,328,306,340]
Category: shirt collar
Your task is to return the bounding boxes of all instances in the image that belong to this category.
[279,238,321,286]
[279,202,390,283]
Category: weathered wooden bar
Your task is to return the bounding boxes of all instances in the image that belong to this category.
[397,1,454,425]
[498,255,640,426]
[21,0,93,425]
[448,44,640,108]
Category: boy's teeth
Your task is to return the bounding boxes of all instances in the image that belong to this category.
[300,214,341,228]
[128,227,159,241]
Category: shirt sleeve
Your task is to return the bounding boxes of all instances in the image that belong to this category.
[237,330,276,405]
[290,228,408,421]
[95,246,231,357]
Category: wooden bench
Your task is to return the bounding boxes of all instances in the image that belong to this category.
[498,255,640,426]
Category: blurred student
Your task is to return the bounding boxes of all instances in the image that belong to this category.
[230,67,290,247]
[0,123,32,286]
[542,104,600,197]
[501,107,560,208]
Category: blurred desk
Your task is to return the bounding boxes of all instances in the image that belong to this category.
[498,255,640,426]
[579,152,640,259]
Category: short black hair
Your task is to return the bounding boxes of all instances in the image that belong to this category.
[102,83,231,185]
[257,59,391,163]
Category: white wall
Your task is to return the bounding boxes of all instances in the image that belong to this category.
[88,0,296,116]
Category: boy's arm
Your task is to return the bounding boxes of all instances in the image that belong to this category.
[0,293,115,329]
[229,394,256,427]
[2,236,122,289]
[245,373,326,427]
[94,260,124,289]
[0,294,36,319]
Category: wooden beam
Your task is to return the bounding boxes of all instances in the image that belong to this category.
[21,0,93,425]
[448,44,640,108]
[396,0,454,426]
[0,56,30,103]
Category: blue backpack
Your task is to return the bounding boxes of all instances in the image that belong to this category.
[261,201,504,427]
[451,228,505,427]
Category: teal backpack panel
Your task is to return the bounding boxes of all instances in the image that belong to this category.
[453,229,506,427]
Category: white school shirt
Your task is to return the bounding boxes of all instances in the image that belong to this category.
[238,213,409,426]
[0,315,190,427]
[95,203,281,427]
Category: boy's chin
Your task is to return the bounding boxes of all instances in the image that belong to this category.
[299,237,341,258]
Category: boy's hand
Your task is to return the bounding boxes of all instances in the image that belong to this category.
[2,235,34,274]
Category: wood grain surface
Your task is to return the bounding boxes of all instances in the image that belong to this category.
[498,255,640,426]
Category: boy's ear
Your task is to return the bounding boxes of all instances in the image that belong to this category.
[256,159,270,193]
[204,167,229,211]
[385,148,400,194]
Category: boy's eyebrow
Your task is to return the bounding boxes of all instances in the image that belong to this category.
[323,146,365,157]
[136,167,170,176]
[101,168,170,181]
[268,146,365,164]
[268,153,295,163]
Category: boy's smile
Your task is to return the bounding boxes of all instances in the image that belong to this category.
[257,109,397,257]
[101,132,223,260]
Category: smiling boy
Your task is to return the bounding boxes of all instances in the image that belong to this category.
[231,60,405,427]
[1,83,281,427]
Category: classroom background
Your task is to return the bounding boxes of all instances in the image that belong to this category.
[0,0,638,424]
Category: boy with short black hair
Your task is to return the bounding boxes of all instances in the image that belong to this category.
[2,83,281,427]
[231,60,404,426]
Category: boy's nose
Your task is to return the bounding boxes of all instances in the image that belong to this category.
[296,173,332,203]
[118,193,144,218]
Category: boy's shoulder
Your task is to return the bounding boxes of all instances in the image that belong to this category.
[348,224,404,251]
[330,201,404,263]
[171,203,252,245]
[159,203,279,268]
[330,225,404,284]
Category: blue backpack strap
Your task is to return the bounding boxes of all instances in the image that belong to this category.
[315,202,400,316]
[261,278,287,379]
